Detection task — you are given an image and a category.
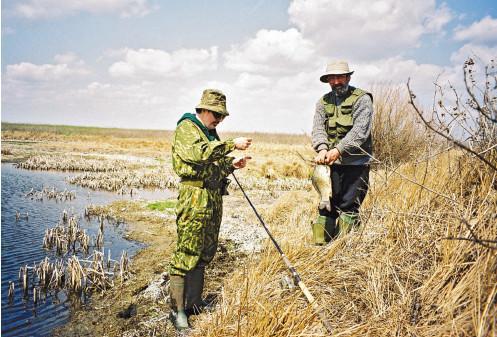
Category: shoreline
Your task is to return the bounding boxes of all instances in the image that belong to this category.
[51,190,267,336]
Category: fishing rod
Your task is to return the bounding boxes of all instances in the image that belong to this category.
[231,172,333,334]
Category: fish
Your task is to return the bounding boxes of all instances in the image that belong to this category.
[311,165,332,212]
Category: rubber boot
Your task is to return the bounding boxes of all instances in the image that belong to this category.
[312,215,327,245]
[324,217,338,242]
[185,266,205,315]
[338,212,358,237]
[169,275,189,330]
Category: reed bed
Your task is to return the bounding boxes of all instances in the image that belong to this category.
[66,167,312,192]
[25,186,76,202]
[15,155,133,172]
[67,167,178,191]
[190,151,496,337]
[14,250,131,305]
[10,210,133,305]
[43,215,91,255]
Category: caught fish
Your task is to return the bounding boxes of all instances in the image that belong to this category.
[311,165,331,212]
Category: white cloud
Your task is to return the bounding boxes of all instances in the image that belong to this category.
[450,43,497,66]
[224,28,318,75]
[353,57,445,86]
[234,73,272,90]
[454,16,497,43]
[6,54,89,81]
[13,0,155,19]
[109,47,218,79]
[424,3,453,33]
[54,52,81,64]
[288,0,453,60]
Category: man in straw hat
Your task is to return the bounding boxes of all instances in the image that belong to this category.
[168,89,252,329]
[311,60,373,244]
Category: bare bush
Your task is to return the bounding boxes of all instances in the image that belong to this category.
[408,58,497,171]
[371,84,431,166]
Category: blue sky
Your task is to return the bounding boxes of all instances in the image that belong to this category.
[2,0,496,133]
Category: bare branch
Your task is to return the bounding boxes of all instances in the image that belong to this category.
[407,78,497,171]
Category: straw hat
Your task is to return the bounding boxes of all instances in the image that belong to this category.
[319,60,354,82]
[195,89,229,116]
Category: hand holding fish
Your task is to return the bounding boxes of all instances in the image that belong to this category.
[324,148,340,164]
[314,148,340,165]
[314,150,328,164]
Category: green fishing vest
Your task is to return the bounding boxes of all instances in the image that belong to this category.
[321,86,373,154]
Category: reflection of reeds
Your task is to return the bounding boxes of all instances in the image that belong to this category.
[8,281,15,303]
[95,227,104,250]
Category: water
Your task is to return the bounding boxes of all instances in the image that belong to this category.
[1,163,173,337]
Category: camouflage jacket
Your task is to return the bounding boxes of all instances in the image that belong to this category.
[172,117,236,185]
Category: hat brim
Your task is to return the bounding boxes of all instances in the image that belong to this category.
[320,71,354,83]
[195,104,229,116]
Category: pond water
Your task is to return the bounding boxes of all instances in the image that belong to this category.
[1,163,173,337]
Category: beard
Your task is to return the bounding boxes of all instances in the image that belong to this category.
[332,84,349,97]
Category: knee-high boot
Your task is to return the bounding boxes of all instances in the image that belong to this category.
[169,275,189,330]
[185,266,205,315]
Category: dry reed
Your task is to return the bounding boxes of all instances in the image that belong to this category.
[190,149,496,337]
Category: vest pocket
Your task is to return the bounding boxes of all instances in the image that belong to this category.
[340,103,353,115]
[336,114,353,138]
[324,105,335,117]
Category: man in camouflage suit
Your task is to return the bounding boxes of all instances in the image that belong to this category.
[168,89,252,330]
[311,60,373,244]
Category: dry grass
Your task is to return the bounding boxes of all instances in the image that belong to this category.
[370,84,434,167]
[189,150,496,337]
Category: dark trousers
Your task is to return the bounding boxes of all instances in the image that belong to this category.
[319,164,370,219]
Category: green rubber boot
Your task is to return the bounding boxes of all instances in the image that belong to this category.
[324,216,338,242]
[185,266,205,315]
[338,212,359,237]
[312,215,327,245]
[169,275,189,330]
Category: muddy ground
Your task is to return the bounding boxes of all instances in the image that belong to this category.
[50,193,268,337]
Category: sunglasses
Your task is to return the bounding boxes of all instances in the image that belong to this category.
[212,111,225,120]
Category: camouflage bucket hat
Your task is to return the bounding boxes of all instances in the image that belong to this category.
[320,60,354,82]
[195,89,229,116]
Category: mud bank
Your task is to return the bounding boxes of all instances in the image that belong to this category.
[52,190,267,337]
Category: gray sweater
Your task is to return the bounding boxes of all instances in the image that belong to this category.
[311,90,373,165]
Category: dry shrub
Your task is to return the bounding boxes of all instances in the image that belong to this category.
[191,150,496,337]
[371,84,431,166]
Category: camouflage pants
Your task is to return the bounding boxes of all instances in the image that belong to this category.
[169,184,223,277]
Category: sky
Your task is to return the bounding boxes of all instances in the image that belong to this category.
[2,0,497,133]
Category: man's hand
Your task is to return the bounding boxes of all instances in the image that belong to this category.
[314,149,328,164]
[234,137,252,150]
[324,148,341,164]
[232,156,252,169]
